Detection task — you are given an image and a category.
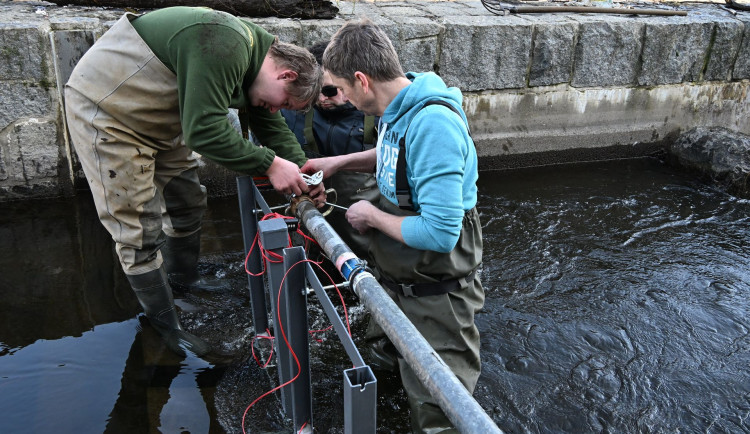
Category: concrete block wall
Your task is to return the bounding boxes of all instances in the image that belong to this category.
[0,4,118,201]
[1,0,748,201]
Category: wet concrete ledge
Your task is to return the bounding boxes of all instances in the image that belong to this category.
[1,0,749,201]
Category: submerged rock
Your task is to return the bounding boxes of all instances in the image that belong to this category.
[669,127,750,197]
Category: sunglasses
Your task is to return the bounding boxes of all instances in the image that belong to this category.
[321,86,338,98]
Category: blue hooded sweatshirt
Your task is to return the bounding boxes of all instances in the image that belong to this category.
[377,72,478,253]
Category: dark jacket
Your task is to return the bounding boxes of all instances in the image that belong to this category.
[281,103,378,157]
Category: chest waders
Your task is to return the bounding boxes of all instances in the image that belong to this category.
[64,13,227,359]
[368,197,485,433]
[370,198,482,291]
[365,102,484,433]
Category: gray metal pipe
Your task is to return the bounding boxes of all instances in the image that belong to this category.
[293,198,503,434]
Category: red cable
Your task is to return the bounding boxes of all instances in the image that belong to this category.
[244,212,323,277]
[308,325,334,343]
[241,210,353,433]
[252,176,271,188]
[241,258,353,433]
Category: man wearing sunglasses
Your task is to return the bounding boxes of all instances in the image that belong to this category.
[280,40,380,261]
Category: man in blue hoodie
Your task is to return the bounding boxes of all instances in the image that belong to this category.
[301,18,484,433]
[280,40,380,261]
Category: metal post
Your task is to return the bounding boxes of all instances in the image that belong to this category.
[292,199,504,434]
[343,366,377,434]
[258,217,294,412]
[242,187,376,432]
[305,263,377,433]
[283,247,313,432]
[236,176,269,334]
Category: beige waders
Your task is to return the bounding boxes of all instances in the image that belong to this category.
[368,198,485,433]
[65,13,206,276]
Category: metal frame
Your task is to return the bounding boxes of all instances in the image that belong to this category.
[257,217,298,415]
[237,176,377,434]
[236,176,270,335]
[305,263,377,433]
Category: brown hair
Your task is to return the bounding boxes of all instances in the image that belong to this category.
[323,18,404,85]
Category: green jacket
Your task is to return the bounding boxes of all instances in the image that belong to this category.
[131,6,305,174]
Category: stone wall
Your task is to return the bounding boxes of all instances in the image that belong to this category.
[1,0,748,201]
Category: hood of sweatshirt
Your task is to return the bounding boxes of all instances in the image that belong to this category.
[381,72,465,128]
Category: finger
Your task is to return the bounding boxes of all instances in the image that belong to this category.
[312,185,325,198]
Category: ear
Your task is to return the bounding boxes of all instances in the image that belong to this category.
[278,70,298,82]
[353,71,369,94]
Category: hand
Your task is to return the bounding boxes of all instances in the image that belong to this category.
[266,156,308,196]
[308,182,327,208]
[301,157,339,179]
[346,200,378,234]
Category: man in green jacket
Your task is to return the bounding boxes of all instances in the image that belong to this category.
[64,6,323,358]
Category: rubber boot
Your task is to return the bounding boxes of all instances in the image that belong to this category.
[161,230,230,292]
[127,267,211,357]
[368,338,400,372]
[365,317,400,373]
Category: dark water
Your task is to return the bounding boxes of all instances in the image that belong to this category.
[1,157,749,433]
[475,159,750,433]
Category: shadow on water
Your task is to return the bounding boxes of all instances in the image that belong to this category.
[0,157,748,433]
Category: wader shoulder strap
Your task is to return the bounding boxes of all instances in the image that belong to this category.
[302,110,320,155]
[396,100,470,210]
[363,115,376,146]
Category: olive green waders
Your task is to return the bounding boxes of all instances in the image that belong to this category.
[64,14,221,356]
[367,197,485,433]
